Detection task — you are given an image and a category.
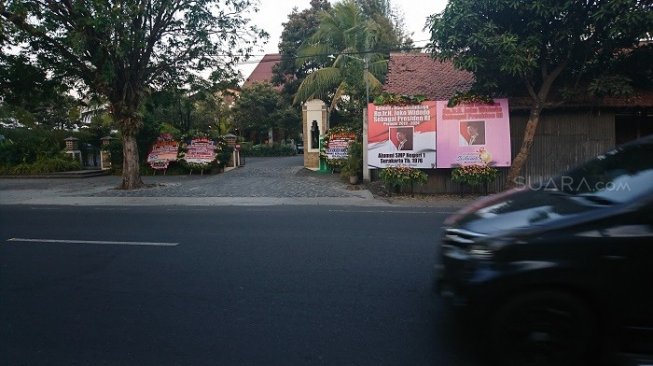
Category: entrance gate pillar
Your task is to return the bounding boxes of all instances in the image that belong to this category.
[302,99,329,170]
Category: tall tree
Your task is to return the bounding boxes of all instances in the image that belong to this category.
[428,0,653,187]
[232,82,300,143]
[292,0,402,112]
[1,0,266,189]
[0,53,79,129]
[272,0,332,101]
[142,74,238,136]
[355,0,412,52]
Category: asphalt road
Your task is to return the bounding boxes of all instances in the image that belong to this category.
[0,204,483,366]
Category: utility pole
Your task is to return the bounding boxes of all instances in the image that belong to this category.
[363,54,370,182]
[342,51,371,182]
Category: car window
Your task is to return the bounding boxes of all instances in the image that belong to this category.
[554,141,653,204]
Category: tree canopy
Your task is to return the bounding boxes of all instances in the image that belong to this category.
[272,0,332,101]
[354,0,412,52]
[428,0,653,185]
[231,82,300,144]
[141,76,238,137]
[291,0,411,118]
[0,53,80,129]
[1,0,266,188]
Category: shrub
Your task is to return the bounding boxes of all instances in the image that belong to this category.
[451,164,499,186]
[32,156,82,173]
[340,141,363,178]
[240,143,296,157]
[8,155,81,175]
[216,146,234,169]
[379,166,428,196]
[0,127,67,166]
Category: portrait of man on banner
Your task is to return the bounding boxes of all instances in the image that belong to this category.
[459,121,486,146]
[390,127,414,150]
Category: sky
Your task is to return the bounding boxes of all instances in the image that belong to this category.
[236,0,449,79]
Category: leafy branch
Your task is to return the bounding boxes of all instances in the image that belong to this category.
[373,93,427,106]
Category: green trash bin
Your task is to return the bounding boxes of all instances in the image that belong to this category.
[318,135,329,172]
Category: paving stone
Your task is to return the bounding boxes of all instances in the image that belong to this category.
[89,156,362,198]
[0,155,476,208]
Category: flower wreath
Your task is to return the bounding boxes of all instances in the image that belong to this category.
[178,132,224,171]
[320,126,358,170]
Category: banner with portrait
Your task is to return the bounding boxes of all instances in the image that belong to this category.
[367,101,437,169]
[436,99,511,168]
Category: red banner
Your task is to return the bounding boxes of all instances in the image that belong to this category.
[367,101,437,169]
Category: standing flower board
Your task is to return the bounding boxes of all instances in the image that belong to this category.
[180,137,217,174]
[183,137,216,163]
[147,133,179,171]
[326,132,356,160]
[321,127,357,170]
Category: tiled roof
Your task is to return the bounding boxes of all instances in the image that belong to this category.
[243,53,282,90]
[509,92,653,109]
[598,91,653,108]
[384,52,653,108]
[383,53,474,100]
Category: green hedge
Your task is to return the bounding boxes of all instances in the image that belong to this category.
[0,155,81,175]
[240,143,296,157]
[0,127,68,166]
[0,127,108,174]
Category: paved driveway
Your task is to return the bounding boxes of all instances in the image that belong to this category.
[0,155,478,208]
[92,156,362,198]
[0,156,380,206]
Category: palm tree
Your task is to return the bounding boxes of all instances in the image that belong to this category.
[292,0,390,112]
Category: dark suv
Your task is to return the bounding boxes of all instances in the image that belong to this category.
[436,135,653,366]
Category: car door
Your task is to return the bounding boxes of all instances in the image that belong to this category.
[597,202,653,353]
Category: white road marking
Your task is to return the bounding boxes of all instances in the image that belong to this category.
[6,238,178,247]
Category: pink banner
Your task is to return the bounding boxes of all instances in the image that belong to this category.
[436,99,511,168]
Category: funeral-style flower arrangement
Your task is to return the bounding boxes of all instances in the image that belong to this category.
[146,133,180,171]
[379,166,428,193]
[177,131,224,174]
[320,126,358,171]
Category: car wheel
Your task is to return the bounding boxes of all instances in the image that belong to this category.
[489,290,594,366]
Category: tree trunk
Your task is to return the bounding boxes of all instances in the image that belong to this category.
[505,104,543,189]
[112,94,145,190]
[119,131,144,189]
[505,60,567,190]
